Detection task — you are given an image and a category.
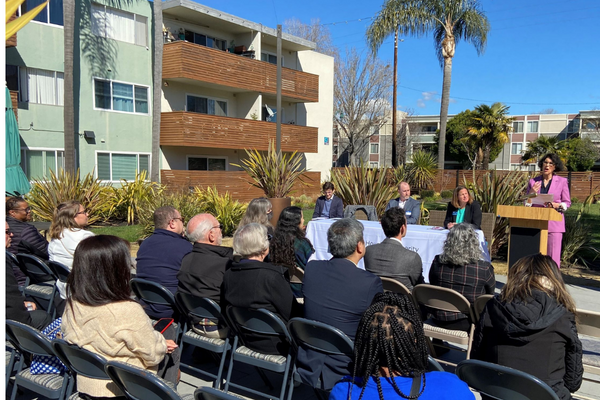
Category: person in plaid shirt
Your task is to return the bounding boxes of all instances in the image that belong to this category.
[428,223,495,331]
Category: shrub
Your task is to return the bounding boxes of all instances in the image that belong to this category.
[423,196,437,203]
[571,197,579,204]
[26,169,109,225]
[562,211,599,268]
[138,191,205,238]
[420,189,435,199]
[331,162,397,217]
[441,190,453,199]
[194,187,247,237]
[407,150,437,191]
[291,194,316,210]
[103,171,164,225]
[392,164,412,186]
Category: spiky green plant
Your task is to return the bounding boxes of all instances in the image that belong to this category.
[26,169,109,225]
[561,210,599,268]
[331,162,397,217]
[232,141,308,198]
[103,171,164,225]
[194,187,247,237]
[392,164,413,187]
[138,190,205,239]
[465,170,528,256]
[408,150,438,192]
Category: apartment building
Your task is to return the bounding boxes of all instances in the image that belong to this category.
[7,0,334,191]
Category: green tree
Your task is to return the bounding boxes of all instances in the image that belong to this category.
[565,138,600,171]
[521,135,566,165]
[467,102,513,170]
[367,0,490,170]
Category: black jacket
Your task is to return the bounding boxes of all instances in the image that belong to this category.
[222,259,302,355]
[7,216,49,259]
[444,201,482,230]
[177,242,233,304]
[472,291,583,400]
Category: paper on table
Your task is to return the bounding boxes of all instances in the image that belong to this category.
[529,193,554,206]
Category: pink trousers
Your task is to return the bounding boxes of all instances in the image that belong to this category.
[547,232,563,269]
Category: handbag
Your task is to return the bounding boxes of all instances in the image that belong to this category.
[30,317,67,375]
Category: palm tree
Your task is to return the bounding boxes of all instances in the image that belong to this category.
[367,0,490,170]
[63,0,75,173]
[467,102,513,170]
[521,135,566,165]
[151,0,163,182]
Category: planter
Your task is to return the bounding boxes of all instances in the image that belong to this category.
[269,197,292,228]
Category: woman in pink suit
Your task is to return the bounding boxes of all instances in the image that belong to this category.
[527,153,571,268]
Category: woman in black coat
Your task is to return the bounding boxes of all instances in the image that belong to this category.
[444,185,482,230]
[472,254,583,400]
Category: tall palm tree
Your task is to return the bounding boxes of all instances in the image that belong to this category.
[467,102,513,170]
[521,135,566,165]
[151,0,163,182]
[63,0,75,173]
[367,0,490,170]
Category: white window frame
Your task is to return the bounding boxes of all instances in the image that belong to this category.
[18,0,64,28]
[511,143,523,155]
[91,3,147,46]
[20,147,65,180]
[370,143,379,154]
[19,67,64,106]
[261,51,283,66]
[369,162,379,168]
[527,121,539,133]
[95,151,151,182]
[185,93,228,116]
[92,77,150,115]
[513,121,524,133]
[186,155,228,171]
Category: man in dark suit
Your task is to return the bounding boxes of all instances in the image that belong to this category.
[299,218,383,390]
[385,182,421,224]
[312,182,344,219]
[364,208,424,290]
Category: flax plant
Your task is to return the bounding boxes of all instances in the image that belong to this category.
[104,171,164,225]
[138,190,204,238]
[194,187,247,237]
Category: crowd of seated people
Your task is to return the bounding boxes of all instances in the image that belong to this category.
[5,190,585,400]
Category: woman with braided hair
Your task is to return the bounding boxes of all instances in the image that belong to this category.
[329,292,473,400]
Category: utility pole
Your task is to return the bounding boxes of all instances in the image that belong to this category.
[391,28,398,167]
[276,25,282,153]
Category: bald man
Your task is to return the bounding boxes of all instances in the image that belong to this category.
[385,182,421,224]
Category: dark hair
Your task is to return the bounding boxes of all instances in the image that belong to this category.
[351,292,429,400]
[66,235,133,308]
[6,197,26,213]
[381,208,407,238]
[322,182,335,192]
[154,206,178,230]
[270,206,313,276]
[537,153,565,172]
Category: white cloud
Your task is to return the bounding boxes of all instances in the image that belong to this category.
[416,99,426,108]
[422,91,437,101]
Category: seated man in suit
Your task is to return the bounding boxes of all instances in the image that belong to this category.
[299,218,383,390]
[385,182,421,224]
[364,208,424,290]
[312,182,344,219]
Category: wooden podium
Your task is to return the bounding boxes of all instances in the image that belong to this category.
[497,205,562,268]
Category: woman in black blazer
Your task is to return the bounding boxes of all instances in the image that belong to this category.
[443,185,482,230]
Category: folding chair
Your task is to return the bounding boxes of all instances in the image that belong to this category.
[427,210,446,228]
[412,284,477,365]
[194,386,246,400]
[473,294,494,322]
[456,359,560,400]
[6,250,19,268]
[224,307,295,400]
[175,292,231,388]
[16,254,58,318]
[6,336,20,389]
[130,278,184,341]
[105,360,194,400]
[380,277,412,296]
[427,356,445,372]
[6,320,73,400]
[48,260,71,284]
[51,338,112,399]
[578,309,600,381]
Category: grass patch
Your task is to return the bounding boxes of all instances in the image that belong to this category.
[303,208,314,224]
[90,224,144,243]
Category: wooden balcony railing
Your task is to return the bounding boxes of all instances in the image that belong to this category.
[163,41,319,103]
[161,112,318,153]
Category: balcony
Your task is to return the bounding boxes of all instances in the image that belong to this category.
[163,41,319,103]
[160,112,319,153]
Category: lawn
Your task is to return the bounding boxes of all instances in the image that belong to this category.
[90,224,144,243]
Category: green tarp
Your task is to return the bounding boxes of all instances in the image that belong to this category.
[5,87,30,196]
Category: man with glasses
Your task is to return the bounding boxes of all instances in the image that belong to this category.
[177,213,233,338]
[136,206,192,318]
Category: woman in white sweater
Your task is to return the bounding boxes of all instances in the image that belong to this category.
[61,235,178,399]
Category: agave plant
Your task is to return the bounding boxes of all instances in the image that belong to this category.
[331,162,397,217]
[392,164,413,187]
[407,150,437,192]
[138,190,205,238]
[465,170,529,256]
[195,187,247,237]
[26,169,109,225]
[103,171,164,225]
[232,141,308,198]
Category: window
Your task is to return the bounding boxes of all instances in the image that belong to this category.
[513,121,524,133]
[94,78,149,114]
[567,119,580,133]
[369,162,379,168]
[19,67,64,105]
[261,52,282,65]
[528,164,537,172]
[96,152,150,181]
[511,143,523,154]
[420,125,437,133]
[527,121,538,133]
[186,95,227,116]
[333,145,338,155]
[19,0,63,26]
[21,149,64,180]
[187,156,227,171]
[263,104,284,123]
[91,3,147,46]
[370,144,379,154]
[184,30,226,50]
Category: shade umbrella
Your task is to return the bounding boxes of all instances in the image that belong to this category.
[5,86,30,196]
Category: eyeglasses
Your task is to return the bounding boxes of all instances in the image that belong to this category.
[172,217,185,224]
[13,207,31,213]
[543,161,555,166]
[211,224,223,231]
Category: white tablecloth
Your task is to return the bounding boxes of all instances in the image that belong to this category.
[306,219,491,283]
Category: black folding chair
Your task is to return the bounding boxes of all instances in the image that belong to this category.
[456,359,560,400]
[6,320,73,400]
[48,260,71,284]
[16,254,58,318]
[224,307,295,400]
[175,292,231,388]
[194,386,246,400]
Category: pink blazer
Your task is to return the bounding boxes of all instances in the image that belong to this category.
[527,175,571,233]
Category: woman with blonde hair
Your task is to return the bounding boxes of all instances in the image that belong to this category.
[238,197,274,235]
[443,185,482,230]
[472,254,583,400]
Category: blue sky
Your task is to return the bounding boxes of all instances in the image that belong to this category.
[193,0,600,116]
